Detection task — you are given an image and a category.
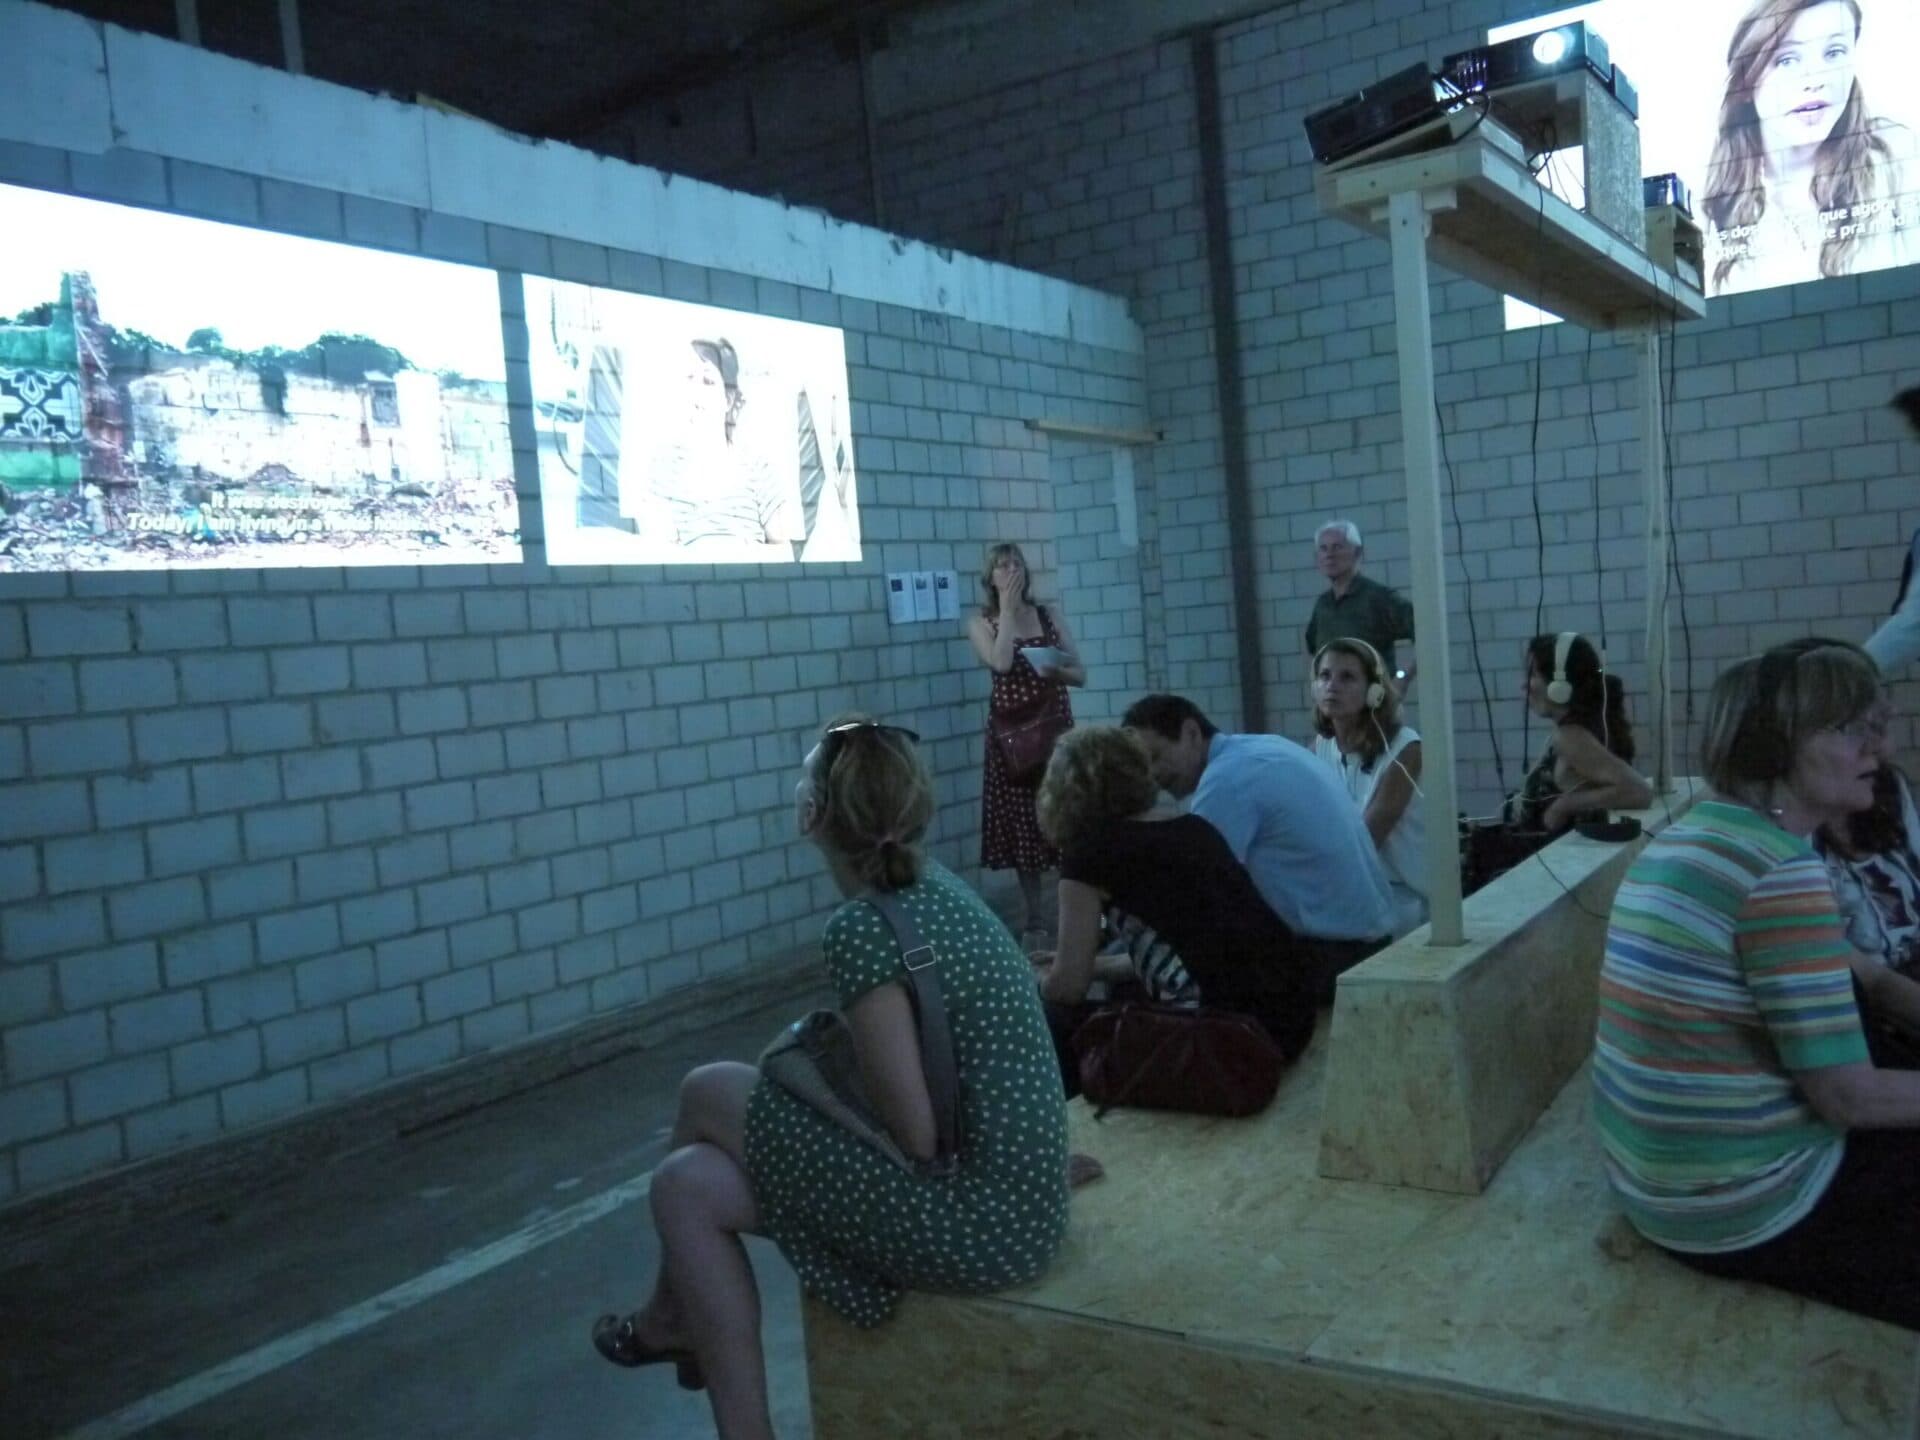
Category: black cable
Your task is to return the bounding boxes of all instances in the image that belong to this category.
[1436,395,1507,795]
[1664,307,1696,802]
[1586,326,1605,659]
[1526,840,1620,923]
[1524,134,1554,777]
[1440,86,1496,143]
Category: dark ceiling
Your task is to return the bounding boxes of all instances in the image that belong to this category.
[42,0,929,144]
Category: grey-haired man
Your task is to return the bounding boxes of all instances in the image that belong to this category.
[1303,519,1416,683]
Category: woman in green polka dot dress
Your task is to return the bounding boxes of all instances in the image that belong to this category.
[590,716,1069,1439]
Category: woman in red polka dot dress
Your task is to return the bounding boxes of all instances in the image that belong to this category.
[967,542,1085,944]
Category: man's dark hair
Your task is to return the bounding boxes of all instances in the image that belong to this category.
[1894,386,1920,436]
[1121,693,1218,742]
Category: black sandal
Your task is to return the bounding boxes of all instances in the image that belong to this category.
[591,1313,705,1391]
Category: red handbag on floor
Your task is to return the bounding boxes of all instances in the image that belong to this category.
[1071,1002,1284,1118]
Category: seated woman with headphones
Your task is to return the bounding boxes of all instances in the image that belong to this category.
[1310,638,1428,938]
[1512,631,1653,831]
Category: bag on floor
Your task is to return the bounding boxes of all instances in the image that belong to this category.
[1071,1001,1284,1118]
[758,891,961,1177]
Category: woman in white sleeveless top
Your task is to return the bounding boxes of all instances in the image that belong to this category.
[1309,638,1428,938]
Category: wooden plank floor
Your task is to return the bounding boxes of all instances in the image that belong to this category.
[807,1034,1920,1439]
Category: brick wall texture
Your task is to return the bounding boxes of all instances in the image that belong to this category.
[0,141,1146,1204]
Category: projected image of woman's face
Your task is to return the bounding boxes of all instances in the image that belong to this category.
[686,348,726,422]
[1751,1,1858,152]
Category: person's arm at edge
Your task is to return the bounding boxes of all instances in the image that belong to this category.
[1863,530,1920,674]
[1794,1059,1920,1129]
[1039,879,1104,1006]
[1544,724,1654,827]
[1742,863,1920,1130]
[1045,606,1088,688]
[845,980,939,1160]
[967,612,1021,674]
[1362,739,1420,851]
[1851,951,1920,1040]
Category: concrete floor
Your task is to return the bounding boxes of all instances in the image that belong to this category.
[2,987,831,1440]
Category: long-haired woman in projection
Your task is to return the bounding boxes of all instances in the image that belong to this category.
[1702,0,1915,296]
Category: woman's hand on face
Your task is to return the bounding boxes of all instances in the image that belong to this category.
[997,564,1024,613]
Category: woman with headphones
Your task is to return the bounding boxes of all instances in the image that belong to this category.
[1512,631,1653,831]
[1311,638,1428,938]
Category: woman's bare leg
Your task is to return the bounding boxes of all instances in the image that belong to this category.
[649,1141,771,1439]
[627,1062,770,1438]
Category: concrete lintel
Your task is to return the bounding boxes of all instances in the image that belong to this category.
[0,0,1144,353]
[0,0,112,154]
[870,0,1295,119]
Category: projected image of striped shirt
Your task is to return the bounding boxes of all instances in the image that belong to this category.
[1593,799,1870,1254]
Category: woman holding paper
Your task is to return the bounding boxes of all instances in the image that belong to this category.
[967,542,1084,947]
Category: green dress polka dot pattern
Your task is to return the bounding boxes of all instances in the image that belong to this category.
[742,860,1069,1327]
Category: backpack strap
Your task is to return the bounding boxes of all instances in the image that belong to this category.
[863,890,961,1171]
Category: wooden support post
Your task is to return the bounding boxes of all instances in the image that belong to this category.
[174,0,200,45]
[279,0,305,75]
[1639,321,1673,792]
[1387,189,1465,946]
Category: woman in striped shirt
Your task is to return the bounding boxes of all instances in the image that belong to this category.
[1594,638,1920,1328]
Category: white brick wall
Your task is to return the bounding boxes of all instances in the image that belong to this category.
[627,0,1920,804]
[0,133,1148,1203]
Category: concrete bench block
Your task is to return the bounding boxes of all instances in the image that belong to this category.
[1318,789,1695,1196]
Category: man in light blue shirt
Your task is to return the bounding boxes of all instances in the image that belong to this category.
[1123,694,1396,998]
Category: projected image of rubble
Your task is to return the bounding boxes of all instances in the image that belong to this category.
[0,185,521,572]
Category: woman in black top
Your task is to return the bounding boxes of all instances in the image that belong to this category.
[1031,725,1314,1082]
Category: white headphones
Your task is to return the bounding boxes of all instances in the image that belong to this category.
[1546,631,1581,706]
[1316,638,1388,710]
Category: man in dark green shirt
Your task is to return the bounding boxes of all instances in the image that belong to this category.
[1303,519,1415,681]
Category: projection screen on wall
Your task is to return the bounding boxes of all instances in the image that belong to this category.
[1495,0,1920,325]
[524,276,861,566]
[0,184,521,572]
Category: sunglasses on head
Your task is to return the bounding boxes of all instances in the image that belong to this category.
[814,720,920,778]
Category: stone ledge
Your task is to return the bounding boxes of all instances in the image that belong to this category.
[1318,786,1697,1194]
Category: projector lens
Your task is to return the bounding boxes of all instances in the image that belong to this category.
[1532,29,1570,65]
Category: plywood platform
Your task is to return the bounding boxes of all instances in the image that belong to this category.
[807,1040,1920,1438]
[1321,811,1666,1194]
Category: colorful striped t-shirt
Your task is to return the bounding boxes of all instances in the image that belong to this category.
[1593,799,1870,1253]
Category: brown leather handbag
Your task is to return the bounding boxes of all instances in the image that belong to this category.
[1071,1002,1284,1118]
[989,693,1070,786]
